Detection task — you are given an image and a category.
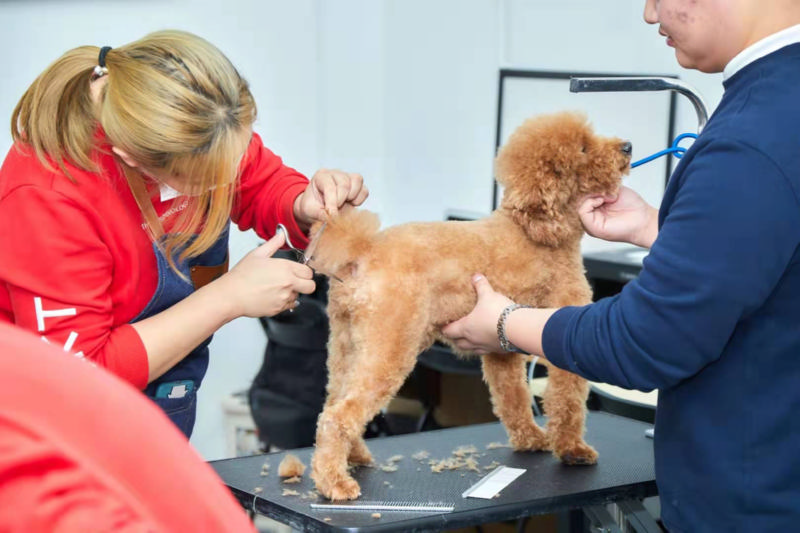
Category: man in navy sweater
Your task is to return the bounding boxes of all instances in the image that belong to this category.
[444,1,800,531]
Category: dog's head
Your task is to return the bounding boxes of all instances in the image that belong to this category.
[494,111,631,246]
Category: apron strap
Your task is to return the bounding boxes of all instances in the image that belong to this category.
[124,166,166,241]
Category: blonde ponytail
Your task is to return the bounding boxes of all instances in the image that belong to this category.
[12,31,258,275]
[11,46,102,176]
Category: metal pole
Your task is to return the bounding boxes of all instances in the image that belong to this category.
[569,76,709,133]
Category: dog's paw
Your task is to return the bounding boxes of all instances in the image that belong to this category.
[348,441,374,466]
[555,442,598,465]
[509,429,549,452]
[324,477,362,501]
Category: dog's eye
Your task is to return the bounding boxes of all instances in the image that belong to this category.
[580,145,587,154]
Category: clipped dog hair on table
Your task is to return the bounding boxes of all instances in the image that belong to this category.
[278,454,306,478]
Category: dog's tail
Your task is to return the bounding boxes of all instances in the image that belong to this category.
[307,207,380,279]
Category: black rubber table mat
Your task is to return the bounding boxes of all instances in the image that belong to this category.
[210,411,657,532]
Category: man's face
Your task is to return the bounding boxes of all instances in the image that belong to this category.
[643,0,749,73]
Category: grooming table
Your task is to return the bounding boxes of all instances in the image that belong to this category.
[210,411,658,532]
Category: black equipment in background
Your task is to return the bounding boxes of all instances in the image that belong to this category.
[248,251,331,451]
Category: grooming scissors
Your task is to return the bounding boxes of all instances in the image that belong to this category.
[275,223,342,282]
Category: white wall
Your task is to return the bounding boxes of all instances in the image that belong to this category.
[0,0,726,460]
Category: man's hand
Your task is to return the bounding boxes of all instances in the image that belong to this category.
[578,186,659,248]
[442,274,513,354]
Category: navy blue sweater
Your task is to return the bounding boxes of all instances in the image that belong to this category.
[543,44,800,532]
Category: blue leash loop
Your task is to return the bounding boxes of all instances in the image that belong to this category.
[631,132,699,168]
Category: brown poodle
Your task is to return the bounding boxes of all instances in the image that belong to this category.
[307,111,632,501]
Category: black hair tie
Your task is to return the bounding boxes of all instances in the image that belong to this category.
[93,46,112,78]
[98,46,112,68]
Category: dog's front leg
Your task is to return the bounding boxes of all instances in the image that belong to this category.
[542,364,598,465]
[482,352,549,451]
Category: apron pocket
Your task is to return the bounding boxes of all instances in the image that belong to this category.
[149,387,198,439]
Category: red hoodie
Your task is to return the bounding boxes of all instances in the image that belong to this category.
[0,133,309,389]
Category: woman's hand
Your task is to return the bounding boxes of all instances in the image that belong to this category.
[441,274,514,354]
[578,186,659,248]
[215,231,316,319]
[293,169,369,227]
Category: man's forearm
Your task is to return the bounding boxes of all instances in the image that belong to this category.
[504,307,558,357]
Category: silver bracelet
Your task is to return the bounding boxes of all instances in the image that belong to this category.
[496,303,533,354]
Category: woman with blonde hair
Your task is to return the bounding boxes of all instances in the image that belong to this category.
[0,30,368,437]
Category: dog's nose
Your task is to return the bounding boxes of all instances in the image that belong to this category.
[621,141,633,155]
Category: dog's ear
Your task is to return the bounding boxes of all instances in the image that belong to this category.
[494,113,587,247]
[496,162,577,247]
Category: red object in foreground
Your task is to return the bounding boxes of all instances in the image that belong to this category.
[0,322,255,533]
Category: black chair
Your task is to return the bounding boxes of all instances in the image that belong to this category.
[248,275,330,451]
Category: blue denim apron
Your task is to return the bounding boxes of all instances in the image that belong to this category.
[132,225,230,438]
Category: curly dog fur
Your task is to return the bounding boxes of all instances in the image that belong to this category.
[307,111,631,500]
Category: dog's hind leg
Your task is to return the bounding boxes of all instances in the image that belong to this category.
[482,353,548,451]
[541,363,597,465]
[322,307,374,467]
[323,306,351,409]
[311,327,421,501]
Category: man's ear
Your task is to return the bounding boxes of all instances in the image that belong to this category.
[111,146,139,168]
